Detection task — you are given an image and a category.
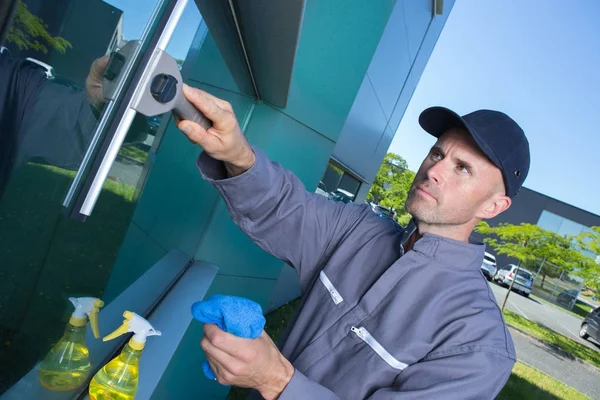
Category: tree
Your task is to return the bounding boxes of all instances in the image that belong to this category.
[574,227,600,294]
[475,222,579,310]
[367,153,415,226]
[5,1,71,54]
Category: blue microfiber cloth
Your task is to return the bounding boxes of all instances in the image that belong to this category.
[191,294,266,381]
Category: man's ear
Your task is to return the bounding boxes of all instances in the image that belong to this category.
[477,194,511,220]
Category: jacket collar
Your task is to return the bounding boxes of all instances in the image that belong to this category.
[401,219,485,270]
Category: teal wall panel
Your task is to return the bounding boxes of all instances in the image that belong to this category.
[186,32,247,95]
[245,103,336,188]
[194,102,335,279]
[278,0,396,141]
[194,200,284,280]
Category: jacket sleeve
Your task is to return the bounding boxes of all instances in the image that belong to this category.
[197,147,369,289]
[278,369,340,400]
[367,350,515,400]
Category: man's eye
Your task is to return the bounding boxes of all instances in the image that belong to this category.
[431,152,442,161]
[457,165,470,174]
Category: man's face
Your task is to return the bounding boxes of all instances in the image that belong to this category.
[405,128,506,226]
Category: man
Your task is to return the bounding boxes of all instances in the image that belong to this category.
[177,85,530,399]
[0,52,107,198]
[0,50,150,200]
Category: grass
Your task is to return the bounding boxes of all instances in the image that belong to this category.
[503,309,600,369]
[119,145,149,165]
[497,361,590,400]
[572,302,593,319]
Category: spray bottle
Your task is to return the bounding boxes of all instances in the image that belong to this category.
[38,297,104,391]
[89,311,161,400]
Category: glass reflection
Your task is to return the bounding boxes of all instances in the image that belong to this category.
[0,0,182,395]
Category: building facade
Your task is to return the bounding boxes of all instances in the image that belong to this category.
[0,0,454,398]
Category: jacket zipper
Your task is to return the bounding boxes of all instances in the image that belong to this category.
[351,326,408,370]
[319,271,343,305]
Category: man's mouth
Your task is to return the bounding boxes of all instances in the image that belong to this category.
[415,185,437,201]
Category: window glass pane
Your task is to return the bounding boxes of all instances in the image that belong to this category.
[320,163,343,195]
[556,218,586,237]
[338,174,361,198]
[537,210,563,233]
[517,270,532,280]
[484,255,495,263]
[0,0,202,396]
[315,161,362,205]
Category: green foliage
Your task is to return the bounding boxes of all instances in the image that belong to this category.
[574,227,600,293]
[577,226,600,255]
[476,222,599,296]
[366,153,415,225]
[6,1,72,54]
[475,222,578,270]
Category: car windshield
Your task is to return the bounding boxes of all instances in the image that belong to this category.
[517,270,532,280]
[484,255,495,263]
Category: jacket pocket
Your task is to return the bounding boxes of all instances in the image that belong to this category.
[351,326,408,370]
[319,271,343,305]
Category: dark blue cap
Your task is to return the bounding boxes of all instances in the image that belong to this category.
[419,107,530,198]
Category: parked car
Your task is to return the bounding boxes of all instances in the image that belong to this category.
[579,307,600,342]
[371,204,395,220]
[328,188,354,204]
[315,181,329,197]
[494,264,534,297]
[480,252,497,281]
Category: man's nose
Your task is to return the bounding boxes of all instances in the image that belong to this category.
[425,159,447,186]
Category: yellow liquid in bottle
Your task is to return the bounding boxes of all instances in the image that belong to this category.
[39,324,91,391]
[89,344,140,400]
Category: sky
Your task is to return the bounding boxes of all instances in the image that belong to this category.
[105,0,201,60]
[389,0,600,216]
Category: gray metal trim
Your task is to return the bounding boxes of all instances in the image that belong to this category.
[194,0,306,107]
[233,0,306,107]
[77,0,189,217]
[135,260,218,399]
[227,0,260,98]
[62,0,166,210]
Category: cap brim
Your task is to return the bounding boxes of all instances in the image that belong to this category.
[418,106,503,170]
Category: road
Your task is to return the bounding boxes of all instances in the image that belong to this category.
[509,327,600,399]
[489,282,600,351]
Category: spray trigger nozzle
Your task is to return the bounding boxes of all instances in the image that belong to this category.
[69,297,104,339]
[103,311,161,350]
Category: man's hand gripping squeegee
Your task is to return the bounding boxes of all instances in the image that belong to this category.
[102,41,212,129]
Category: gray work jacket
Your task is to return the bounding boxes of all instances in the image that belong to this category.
[198,147,516,399]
